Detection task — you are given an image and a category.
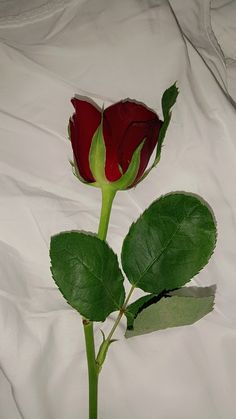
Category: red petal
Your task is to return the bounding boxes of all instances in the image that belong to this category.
[120,119,163,186]
[103,100,162,182]
[70,98,101,182]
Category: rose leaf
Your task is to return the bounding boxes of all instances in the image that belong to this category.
[50,231,125,322]
[125,285,216,337]
[121,193,217,294]
[125,286,215,338]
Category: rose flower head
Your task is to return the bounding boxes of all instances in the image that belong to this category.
[69,85,178,190]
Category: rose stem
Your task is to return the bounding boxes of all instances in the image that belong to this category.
[83,319,98,419]
[83,185,116,419]
[97,186,116,240]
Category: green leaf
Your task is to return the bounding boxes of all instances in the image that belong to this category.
[125,286,215,338]
[50,231,125,322]
[121,193,217,294]
[154,82,179,165]
[162,82,179,119]
[136,83,178,184]
[125,292,164,329]
[125,285,216,329]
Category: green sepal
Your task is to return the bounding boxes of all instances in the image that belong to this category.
[138,83,179,184]
[89,111,107,186]
[69,158,93,185]
[111,139,145,190]
[86,113,145,190]
[68,121,71,141]
[125,286,215,338]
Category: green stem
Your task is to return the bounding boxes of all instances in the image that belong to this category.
[83,185,117,419]
[83,320,98,419]
[97,186,116,240]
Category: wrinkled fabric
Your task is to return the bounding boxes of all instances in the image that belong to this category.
[0,1,236,418]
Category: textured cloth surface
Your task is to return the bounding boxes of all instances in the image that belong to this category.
[0,1,236,418]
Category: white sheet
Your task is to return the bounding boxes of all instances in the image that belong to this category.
[0,0,236,418]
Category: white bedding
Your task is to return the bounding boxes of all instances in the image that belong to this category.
[0,0,236,418]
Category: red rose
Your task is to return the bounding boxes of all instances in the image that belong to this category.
[69,98,163,189]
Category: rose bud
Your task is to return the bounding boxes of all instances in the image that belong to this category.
[69,84,178,191]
